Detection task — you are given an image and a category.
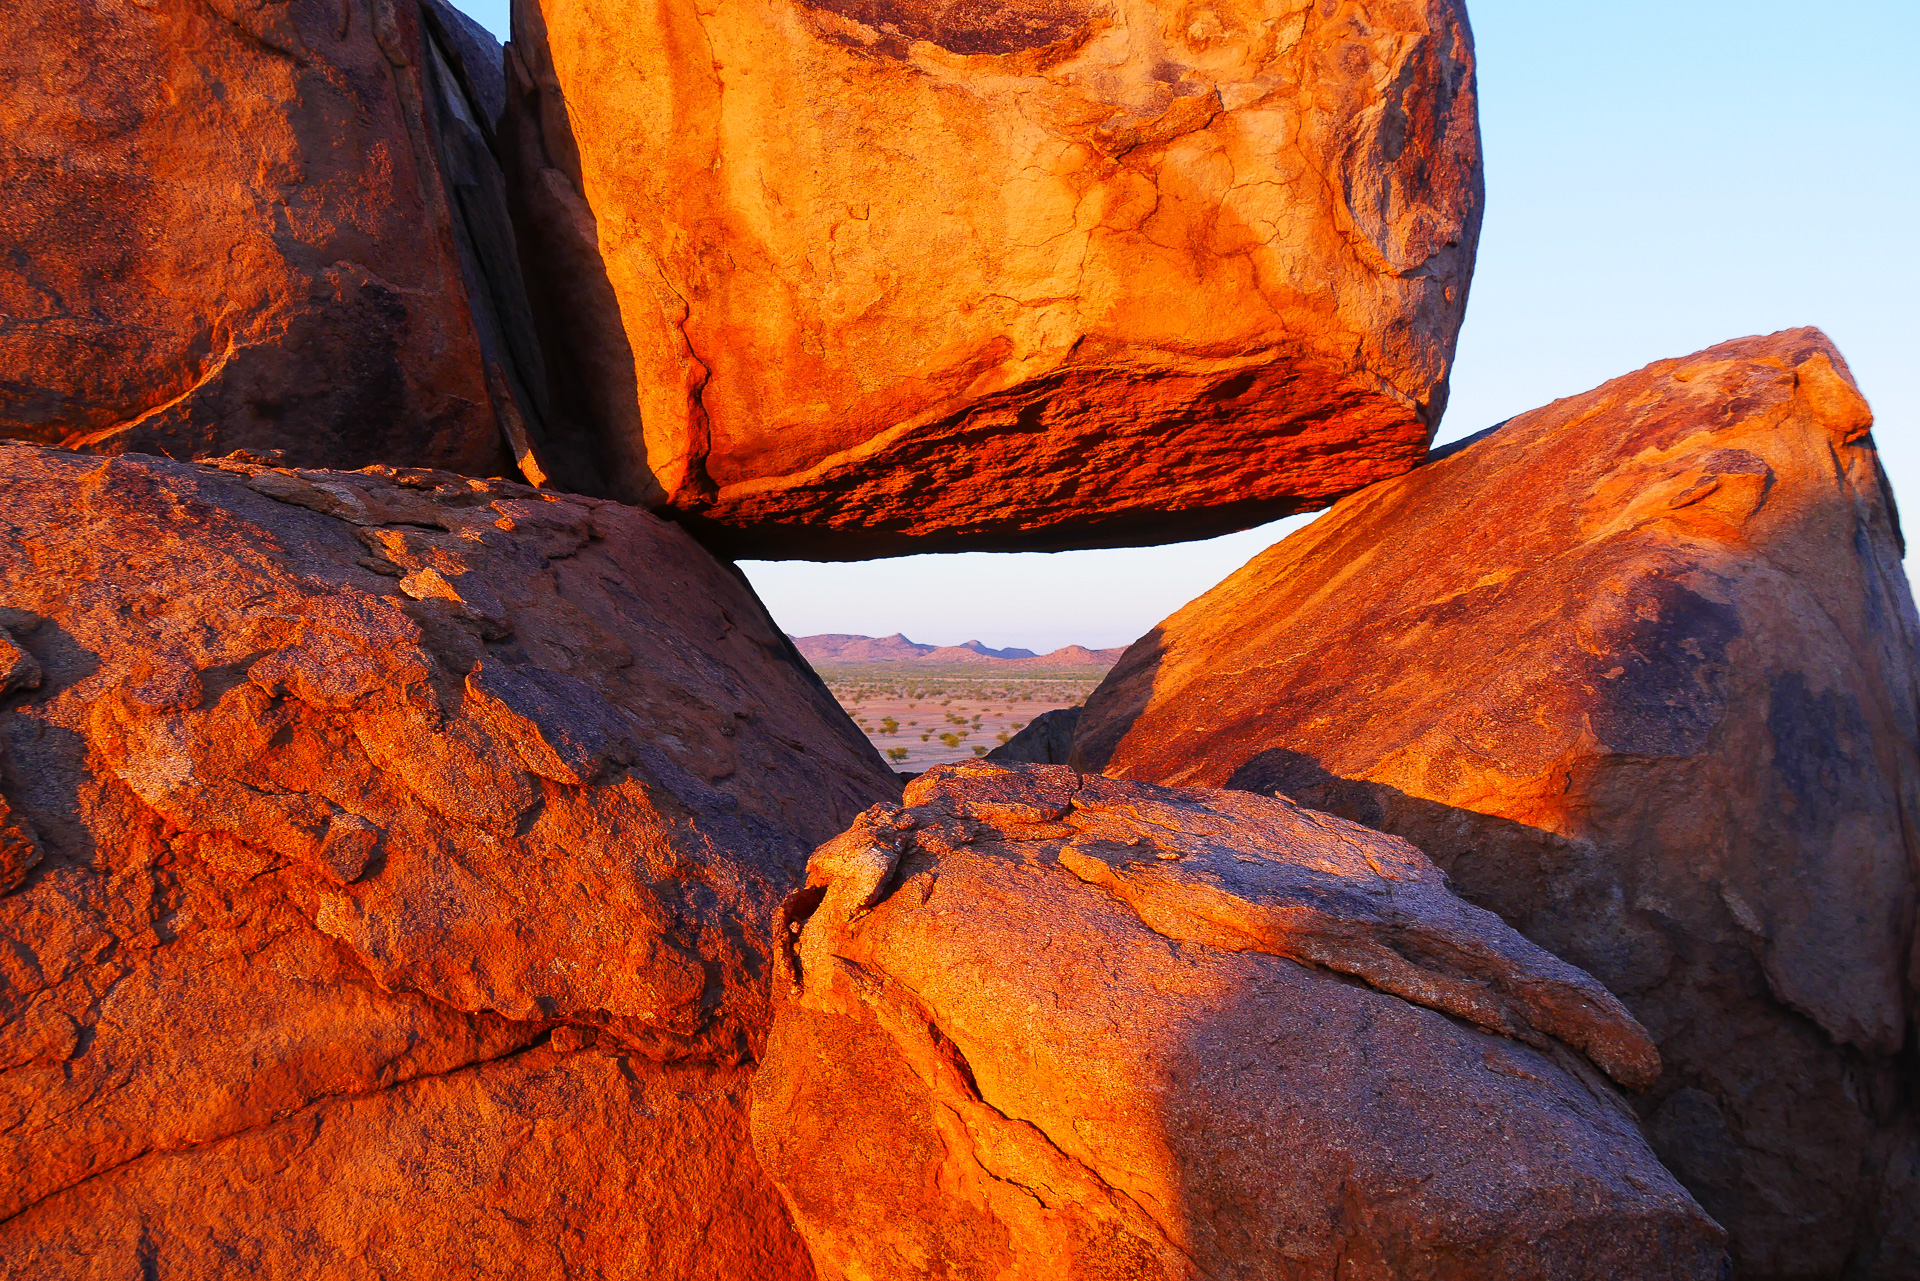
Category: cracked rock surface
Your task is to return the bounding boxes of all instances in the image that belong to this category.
[510,0,1481,556]
[0,444,895,1276]
[752,761,1725,1280]
[0,0,531,474]
[1072,327,1920,1279]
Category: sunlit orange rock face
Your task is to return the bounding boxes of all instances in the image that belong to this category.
[1073,329,1920,1279]
[0,0,528,474]
[0,445,899,1277]
[752,761,1727,1279]
[512,0,1482,557]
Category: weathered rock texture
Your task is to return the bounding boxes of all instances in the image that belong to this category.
[1074,328,1920,1279]
[0,444,896,1275]
[6,1052,804,1281]
[753,761,1726,1280]
[510,0,1482,557]
[0,0,550,477]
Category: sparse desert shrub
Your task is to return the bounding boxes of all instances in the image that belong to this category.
[886,747,909,763]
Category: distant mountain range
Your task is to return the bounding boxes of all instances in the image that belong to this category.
[793,633,1127,667]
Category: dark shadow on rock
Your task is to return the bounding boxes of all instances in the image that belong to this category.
[1156,954,1732,1280]
[418,0,563,487]
[1222,747,1679,993]
[1217,745,1918,1278]
[712,557,897,796]
[1066,626,1164,774]
[497,3,653,504]
[0,616,101,881]
[0,619,106,1039]
[985,706,1079,765]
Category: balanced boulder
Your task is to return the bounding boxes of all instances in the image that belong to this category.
[1073,328,1920,1279]
[0,444,895,1276]
[508,0,1482,556]
[0,0,550,477]
[752,761,1727,1279]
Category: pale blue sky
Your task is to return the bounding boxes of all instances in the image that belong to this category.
[458,0,1919,650]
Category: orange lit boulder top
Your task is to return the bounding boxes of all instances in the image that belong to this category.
[512,0,1482,557]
